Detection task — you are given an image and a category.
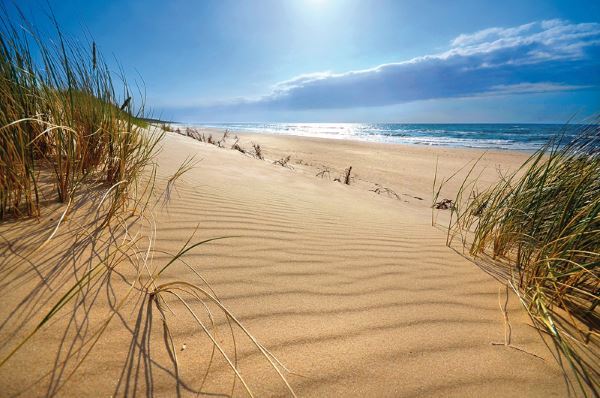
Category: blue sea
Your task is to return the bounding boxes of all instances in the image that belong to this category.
[192,123,587,151]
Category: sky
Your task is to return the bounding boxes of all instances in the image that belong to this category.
[11,0,600,123]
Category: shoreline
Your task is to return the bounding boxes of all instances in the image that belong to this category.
[174,122,570,153]
[172,125,532,209]
[227,127,535,155]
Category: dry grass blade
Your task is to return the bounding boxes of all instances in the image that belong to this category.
[161,155,199,206]
[370,184,401,200]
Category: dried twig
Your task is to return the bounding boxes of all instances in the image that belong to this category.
[231,138,246,154]
[370,184,401,200]
[273,155,293,169]
[216,129,230,147]
[343,166,352,185]
[316,166,331,179]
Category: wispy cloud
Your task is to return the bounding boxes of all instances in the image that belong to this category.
[186,19,600,113]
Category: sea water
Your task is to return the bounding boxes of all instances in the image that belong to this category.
[189,123,589,151]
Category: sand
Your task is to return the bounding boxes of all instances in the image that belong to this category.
[0,129,570,397]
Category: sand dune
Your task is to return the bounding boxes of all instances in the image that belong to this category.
[0,131,569,396]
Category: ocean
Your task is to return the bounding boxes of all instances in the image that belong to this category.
[190,123,587,151]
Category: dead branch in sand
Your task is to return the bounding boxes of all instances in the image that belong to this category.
[343,166,352,185]
[273,155,293,169]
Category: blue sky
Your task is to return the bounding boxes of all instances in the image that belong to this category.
[14,0,600,123]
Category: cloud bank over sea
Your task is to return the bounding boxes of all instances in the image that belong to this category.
[173,19,600,119]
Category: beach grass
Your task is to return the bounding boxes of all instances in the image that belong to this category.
[448,124,599,395]
[0,7,296,396]
[0,5,160,221]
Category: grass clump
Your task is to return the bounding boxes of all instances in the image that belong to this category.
[0,6,296,396]
[0,6,160,220]
[450,124,599,396]
[252,143,264,160]
[161,123,175,132]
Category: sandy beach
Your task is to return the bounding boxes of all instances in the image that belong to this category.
[2,1,598,394]
[0,129,572,397]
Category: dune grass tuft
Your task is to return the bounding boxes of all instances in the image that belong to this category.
[252,143,264,160]
[0,7,296,396]
[449,124,599,396]
[0,5,161,221]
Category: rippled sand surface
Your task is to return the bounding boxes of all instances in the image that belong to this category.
[0,131,566,397]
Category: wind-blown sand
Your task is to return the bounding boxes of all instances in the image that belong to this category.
[1,129,569,397]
